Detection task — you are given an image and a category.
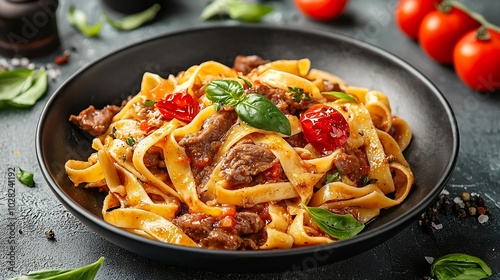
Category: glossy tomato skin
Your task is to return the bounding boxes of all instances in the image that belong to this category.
[294,0,348,21]
[418,7,480,64]
[395,0,439,39]
[156,92,200,122]
[453,29,500,91]
[300,104,350,154]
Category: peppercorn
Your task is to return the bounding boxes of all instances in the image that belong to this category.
[460,192,471,202]
[468,206,477,216]
[440,196,452,215]
[476,196,485,206]
[477,206,487,215]
[45,229,55,240]
[457,208,467,218]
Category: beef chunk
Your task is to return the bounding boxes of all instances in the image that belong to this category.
[234,212,265,235]
[179,110,237,170]
[220,143,276,186]
[172,213,216,242]
[69,105,122,137]
[143,146,165,169]
[333,147,370,186]
[233,55,270,75]
[247,84,317,115]
[285,133,308,148]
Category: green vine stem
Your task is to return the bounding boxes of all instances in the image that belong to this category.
[447,0,500,33]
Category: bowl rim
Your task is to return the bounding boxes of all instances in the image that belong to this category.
[35,24,460,259]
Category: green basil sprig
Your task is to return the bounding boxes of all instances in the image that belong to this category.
[8,257,104,280]
[430,253,492,280]
[67,5,102,37]
[206,79,291,135]
[201,0,273,23]
[16,167,34,188]
[302,204,365,240]
[0,69,47,109]
[322,91,357,102]
[104,4,161,31]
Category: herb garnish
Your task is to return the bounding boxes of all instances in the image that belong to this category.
[67,5,102,37]
[16,167,34,187]
[126,136,136,146]
[201,0,273,23]
[0,69,47,109]
[361,175,378,185]
[206,79,291,135]
[104,4,161,31]
[326,169,342,183]
[323,91,357,102]
[144,99,157,107]
[302,204,365,240]
[430,253,492,280]
[288,86,311,102]
[8,256,105,280]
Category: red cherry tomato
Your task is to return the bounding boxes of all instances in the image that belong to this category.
[418,6,480,64]
[395,0,440,39]
[294,0,348,21]
[156,92,200,122]
[453,28,500,92]
[300,104,349,154]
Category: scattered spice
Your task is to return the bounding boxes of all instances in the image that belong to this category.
[54,51,70,65]
[45,229,55,240]
[418,191,492,234]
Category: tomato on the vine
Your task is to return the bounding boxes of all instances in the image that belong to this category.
[453,27,500,91]
[418,5,480,64]
[156,92,200,122]
[395,0,440,39]
[300,104,350,154]
[294,0,348,21]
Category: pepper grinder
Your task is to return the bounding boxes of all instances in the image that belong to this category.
[0,0,60,58]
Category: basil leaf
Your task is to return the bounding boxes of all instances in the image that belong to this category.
[8,256,104,280]
[104,4,161,31]
[201,0,273,22]
[16,168,34,188]
[323,91,357,102]
[227,2,273,23]
[236,94,291,135]
[8,70,47,108]
[0,69,35,101]
[430,253,492,280]
[302,204,365,240]
[205,79,244,108]
[67,5,102,37]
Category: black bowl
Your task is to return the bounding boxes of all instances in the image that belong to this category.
[36,25,459,272]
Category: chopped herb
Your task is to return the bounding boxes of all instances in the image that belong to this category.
[430,253,492,280]
[200,0,273,23]
[144,99,156,107]
[206,79,291,135]
[126,136,135,146]
[288,86,311,102]
[67,5,102,37]
[361,175,378,185]
[302,204,365,240]
[358,131,364,136]
[16,167,34,187]
[8,257,105,280]
[109,126,117,139]
[326,169,342,183]
[122,155,127,162]
[323,91,357,102]
[238,76,253,88]
[104,4,161,31]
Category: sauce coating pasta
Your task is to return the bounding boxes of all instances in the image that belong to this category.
[66,56,414,250]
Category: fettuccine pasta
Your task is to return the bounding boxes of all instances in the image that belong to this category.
[66,56,413,250]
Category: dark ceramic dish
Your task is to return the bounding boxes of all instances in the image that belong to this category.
[36,25,459,272]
